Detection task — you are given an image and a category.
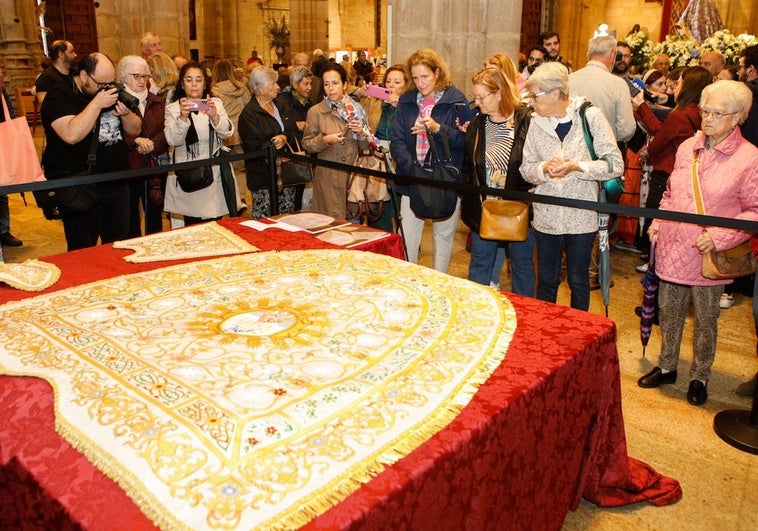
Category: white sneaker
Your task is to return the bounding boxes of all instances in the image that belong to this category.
[635,263,649,274]
[719,293,734,309]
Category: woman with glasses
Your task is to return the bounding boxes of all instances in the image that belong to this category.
[637,80,758,406]
[118,55,168,236]
[632,66,712,267]
[391,48,467,273]
[520,62,623,311]
[460,68,534,294]
[163,61,240,225]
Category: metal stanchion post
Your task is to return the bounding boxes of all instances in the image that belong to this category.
[267,144,280,216]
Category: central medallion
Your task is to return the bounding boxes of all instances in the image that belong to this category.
[220,309,298,336]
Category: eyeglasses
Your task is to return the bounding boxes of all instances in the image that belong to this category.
[472,92,495,103]
[183,76,205,84]
[528,91,546,101]
[130,73,152,81]
[86,71,114,89]
[699,109,737,120]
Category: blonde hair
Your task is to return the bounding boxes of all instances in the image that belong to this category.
[146,52,179,95]
[483,53,518,84]
[407,48,452,92]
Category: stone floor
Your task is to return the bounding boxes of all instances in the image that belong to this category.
[2,126,756,528]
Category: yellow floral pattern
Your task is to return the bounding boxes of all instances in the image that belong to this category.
[0,250,516,529]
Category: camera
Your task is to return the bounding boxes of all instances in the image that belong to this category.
[99,82,140,113]
[615,51,623,63]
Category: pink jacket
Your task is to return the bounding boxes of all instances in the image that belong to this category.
[651,128,758,286]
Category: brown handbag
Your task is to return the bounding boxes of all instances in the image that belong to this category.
[479,199,529,241]
[691,151,757,280]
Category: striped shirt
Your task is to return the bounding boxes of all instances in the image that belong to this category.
[484,115,514,188]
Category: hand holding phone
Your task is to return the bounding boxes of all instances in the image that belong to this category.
[366,85,391,101]
[187,99,211,112]
[455,102,479,124]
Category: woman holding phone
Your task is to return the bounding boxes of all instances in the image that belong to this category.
[163,61,241,225]
[302,63,370,219]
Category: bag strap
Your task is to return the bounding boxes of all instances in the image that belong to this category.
[1,93,11,121]
[84,118,101,174]
[578,101,613,174]
[284,136,302,154]
[691,150,706,215]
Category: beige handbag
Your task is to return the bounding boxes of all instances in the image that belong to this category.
[691,151,757,280]
[479,199,529,241]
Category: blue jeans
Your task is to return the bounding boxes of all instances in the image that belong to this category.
[468,229,536,297]
[535,230,595,311]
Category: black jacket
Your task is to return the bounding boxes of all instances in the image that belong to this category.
[238,96,300,191]
[460,105,532,233]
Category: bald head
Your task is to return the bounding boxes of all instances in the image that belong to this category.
[700,51,725,77]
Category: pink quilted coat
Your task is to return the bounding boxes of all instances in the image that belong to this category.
[651,128,758,286]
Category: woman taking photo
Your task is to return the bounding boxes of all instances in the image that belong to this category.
[361,64,410,231]
[119,55,169,236]
[163,61,240,225]
[461,68,534,294]
[302,63,370,219]
[520,62,623,311]
[638,80,758,406]
[238,66,299,219]
[391,48,467,273]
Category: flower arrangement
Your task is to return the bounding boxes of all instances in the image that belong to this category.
[699,30,757,65]
[624,31,654,69]
[265,15,290,50]
[650,24,700,69]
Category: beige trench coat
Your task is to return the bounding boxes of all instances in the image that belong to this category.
[302,99,369,219]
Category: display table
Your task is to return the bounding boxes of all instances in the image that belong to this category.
[0,220,680,530]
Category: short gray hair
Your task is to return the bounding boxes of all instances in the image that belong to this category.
[587,35,616,59]
[117,55,149,82]
[249,66,278,95]
[700,80,753,123]
[290,65,312,87]
[525,61,570,98]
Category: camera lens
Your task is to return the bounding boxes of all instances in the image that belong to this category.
[615,52,622,62]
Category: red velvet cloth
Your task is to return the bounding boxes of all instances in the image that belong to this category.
[0,222,680,529]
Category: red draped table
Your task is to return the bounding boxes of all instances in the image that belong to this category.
[0,219,680,530]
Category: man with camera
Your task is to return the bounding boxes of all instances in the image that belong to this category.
[40,52,141,251]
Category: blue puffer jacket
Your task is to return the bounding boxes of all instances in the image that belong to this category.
[390,86,467,196]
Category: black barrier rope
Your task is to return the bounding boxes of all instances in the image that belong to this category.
[3,147,758,234]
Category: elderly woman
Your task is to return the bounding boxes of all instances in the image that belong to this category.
[163,61,240,225]
[118,55,168,236]
[520,62,623,311]
[391,48,467,273]
[461,68,534,293]
[638,80,758,406]
[302,63,370,219]
[238,66,300,219]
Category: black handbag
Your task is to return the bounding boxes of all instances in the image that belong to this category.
[33,120,101,220]
[176,165,213,193]
[279,137,313,187]
[408,128,459,219]
[175,117,215,193]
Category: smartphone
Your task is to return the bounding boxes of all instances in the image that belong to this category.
[366,85,392,101]
[187,99,210,112]
[455,101,479,124]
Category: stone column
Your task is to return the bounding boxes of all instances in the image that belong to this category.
[0,0,46,95]
[387,0,523,93]
[290,0,329,58]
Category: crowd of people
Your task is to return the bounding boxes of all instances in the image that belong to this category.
[2,28,757,402]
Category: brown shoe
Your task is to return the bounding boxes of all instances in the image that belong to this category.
[735,374,757,397]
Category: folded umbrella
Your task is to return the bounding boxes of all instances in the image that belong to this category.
[639,240,660,357]
[598,189,612,317]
